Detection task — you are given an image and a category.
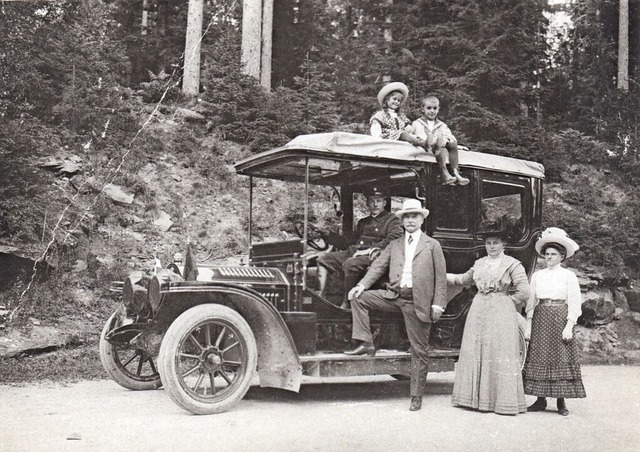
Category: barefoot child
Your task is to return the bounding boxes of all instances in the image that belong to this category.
[370,82,424,146]
[412,94,469,186]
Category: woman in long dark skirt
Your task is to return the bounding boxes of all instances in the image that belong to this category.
[523,227,586,416]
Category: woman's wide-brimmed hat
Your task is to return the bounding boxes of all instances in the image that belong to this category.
[477,220,512,242]
[535,227,579,258]
[395,198,429,219]
[377,82,409,107]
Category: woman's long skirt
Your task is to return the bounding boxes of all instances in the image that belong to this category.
[522,304,586,398]
[451,292,527,415]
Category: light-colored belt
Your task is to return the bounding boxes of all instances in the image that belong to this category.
[538,298,566,306]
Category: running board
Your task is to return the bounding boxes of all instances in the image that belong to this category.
[299,349,458,377]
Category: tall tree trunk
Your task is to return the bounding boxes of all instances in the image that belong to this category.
[618,0,629,91]
[183,0,203,96]
[242,0,262,81]
[260,0,273,89]
[241,0,272,89]
[383,0,393,83]
[141,0,149,36]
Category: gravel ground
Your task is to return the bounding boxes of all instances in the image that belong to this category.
[1,365,639,452]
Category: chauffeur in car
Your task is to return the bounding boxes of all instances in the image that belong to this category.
[317,188,403,309]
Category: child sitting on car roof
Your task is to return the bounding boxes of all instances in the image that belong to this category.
[370,82,424,147]
[412,94,469,186]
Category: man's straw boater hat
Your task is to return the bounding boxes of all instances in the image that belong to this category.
[377,82,409,107]
[535,227,579,258]
[395,198,429,219]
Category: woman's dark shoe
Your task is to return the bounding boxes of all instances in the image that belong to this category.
[557,399,569,416]
[344,342,375,356]
[527,397,547,412]
[409,396,423,411]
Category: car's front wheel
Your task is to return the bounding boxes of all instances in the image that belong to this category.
[158,304,257,415]
[99,311,162,390]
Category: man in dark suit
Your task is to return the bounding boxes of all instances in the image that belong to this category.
[345,198,448,411]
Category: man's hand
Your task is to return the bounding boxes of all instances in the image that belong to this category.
[352,248,372,257]
[562,322,574,341]
[348,284,365,301]
[431,306,444,322]
[426,132,437,148]
[368,248,381,260]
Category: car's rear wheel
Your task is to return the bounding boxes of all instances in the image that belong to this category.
[158,304,257,415]
[99,311,162,390]
[516,314,528,369]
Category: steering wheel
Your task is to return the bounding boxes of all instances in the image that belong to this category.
[293,221,329,251]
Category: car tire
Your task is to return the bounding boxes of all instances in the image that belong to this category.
[516,313,528,370]
[99,311,162,390]
[158,304,257,415]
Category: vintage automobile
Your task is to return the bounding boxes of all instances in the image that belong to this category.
[100,132,545,415]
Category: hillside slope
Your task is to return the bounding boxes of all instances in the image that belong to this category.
[0,105,639,382]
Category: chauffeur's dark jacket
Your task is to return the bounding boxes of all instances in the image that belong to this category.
[325,210,403,252]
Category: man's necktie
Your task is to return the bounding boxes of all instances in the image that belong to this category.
[408,235,413,245]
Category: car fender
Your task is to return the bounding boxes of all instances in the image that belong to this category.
[139,282,302,393]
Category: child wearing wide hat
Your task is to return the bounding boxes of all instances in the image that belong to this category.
[370,82,423,146]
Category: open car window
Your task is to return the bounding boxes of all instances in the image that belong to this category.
[434,184,473,232]
[351,194,422,230]
[480,179,527,241]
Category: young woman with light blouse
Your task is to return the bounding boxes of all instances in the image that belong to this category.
[523,227,586,416]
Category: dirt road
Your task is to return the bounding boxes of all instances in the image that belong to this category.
[1,365,639,452]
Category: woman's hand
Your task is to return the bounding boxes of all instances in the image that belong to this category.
[525,318,532,341]
[562,322,574,341]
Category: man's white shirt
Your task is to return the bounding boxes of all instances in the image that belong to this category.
[400,230,421,288]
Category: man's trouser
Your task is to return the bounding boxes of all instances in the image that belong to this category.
[317,250,372,298]
[351,288,432,397]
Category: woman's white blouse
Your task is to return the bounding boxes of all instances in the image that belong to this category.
[526,265,583,323]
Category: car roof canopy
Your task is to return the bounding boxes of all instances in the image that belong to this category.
[235,132,545,183]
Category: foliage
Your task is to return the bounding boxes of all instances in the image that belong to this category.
[543,0,640,178]
[537,128,610,182]
[199,32,339,152]
[0,0,639,330]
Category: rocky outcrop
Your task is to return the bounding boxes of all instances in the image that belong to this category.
[626,288,640,313]
[580,289,616,326]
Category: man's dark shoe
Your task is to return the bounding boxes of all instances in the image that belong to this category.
[344,342,375,356]
[409,396,422,411]
[527,397,547,412]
